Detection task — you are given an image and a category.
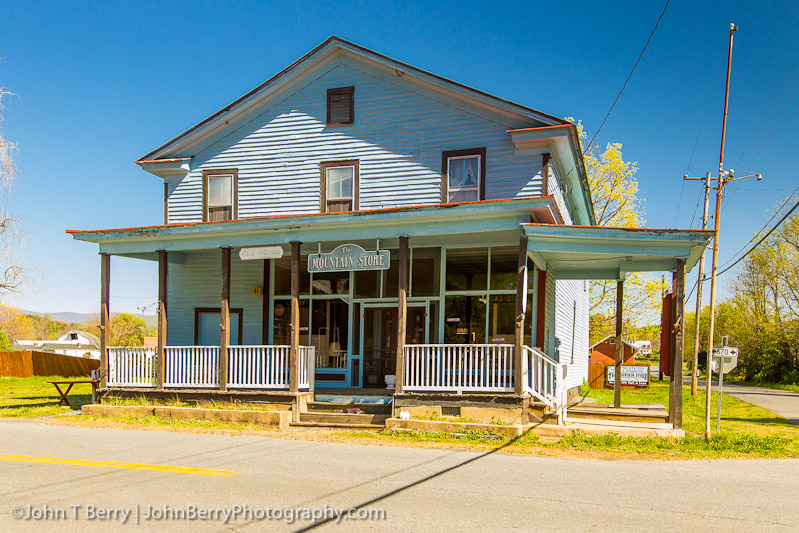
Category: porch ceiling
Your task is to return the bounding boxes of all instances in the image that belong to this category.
[68,197,556,258]
[523,223,713,280]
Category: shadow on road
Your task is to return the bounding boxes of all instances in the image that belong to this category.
[296,429,532,532]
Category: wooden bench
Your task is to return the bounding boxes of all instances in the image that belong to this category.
[48,380,99,409]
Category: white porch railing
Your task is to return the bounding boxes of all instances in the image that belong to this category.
[298,346,315,391]
[105,345,314,391]
[107,347,157,387]
[403,344,515,393]
[525,345,568,422]
[164,346,220,388]
[228,345,289,389]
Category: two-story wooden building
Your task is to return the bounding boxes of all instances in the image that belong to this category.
[69,37,710,426]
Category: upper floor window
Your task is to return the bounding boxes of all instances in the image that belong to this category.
[203,169,238,222]
[442,148,486,203]
[327,86,354,125]
[321,160,359,212]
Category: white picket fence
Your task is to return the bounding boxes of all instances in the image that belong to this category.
[107,347,157,387]
[403,344,515,393]
[106,345,314,390]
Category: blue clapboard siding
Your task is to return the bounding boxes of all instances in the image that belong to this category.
[167,60,548,223]
[554,279,590,391]
[548,163,573,225]
[166,250,264,346]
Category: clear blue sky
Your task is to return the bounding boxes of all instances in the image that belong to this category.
[1,0,797,316]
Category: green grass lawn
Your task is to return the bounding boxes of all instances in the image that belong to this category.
[7,375,799,458]
[0,376,94,417]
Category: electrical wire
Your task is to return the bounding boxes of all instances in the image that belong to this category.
[584,0,670,153]
[717,186,799,271]
[707,195,799,279]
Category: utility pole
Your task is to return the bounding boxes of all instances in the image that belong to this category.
[697,23,761,439]
[705,23,737,440]
[682,172,711,396]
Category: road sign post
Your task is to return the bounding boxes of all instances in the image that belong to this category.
[711,346,738,432]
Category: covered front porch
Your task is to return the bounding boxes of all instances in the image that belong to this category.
[69,198,710,428]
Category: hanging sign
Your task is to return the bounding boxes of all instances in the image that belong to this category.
[239,246,284,260]
[308,244,390,273]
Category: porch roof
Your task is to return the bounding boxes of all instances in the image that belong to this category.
[522,223,713,280]
[68,197,561,259]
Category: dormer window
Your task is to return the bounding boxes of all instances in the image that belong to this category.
[442,148,486,203]
[321,160,359,212]
[203,169,238,222]
[327,86,354,125]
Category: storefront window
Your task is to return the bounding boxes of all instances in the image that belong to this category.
[487,294,515,344]
[311,299,349,368]
[312,271,349,295]
[490,247,517,290]
[273,256,310,295]
[444,295,486,344]
[355,270,380,298]
[272,299,309,345]
[445,248,488,291]
[411,247,440,296]
[383,252,399,297]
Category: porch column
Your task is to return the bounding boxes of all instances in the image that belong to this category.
[289,241,301,393]
[262,259,271,345]
[613,280,624,409]
[99,253,110,389]
[669,259,685,429]
[514,232,528,395]
[395,236,409,394]
[156,250,168,390]
[219,247,231,392]
[535,269,547,348]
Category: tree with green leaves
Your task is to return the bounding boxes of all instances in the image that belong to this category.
[569,118,667,337]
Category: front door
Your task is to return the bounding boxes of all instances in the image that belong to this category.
[361,306,427,387]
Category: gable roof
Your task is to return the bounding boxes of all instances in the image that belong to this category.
[589,335,638,352]
[137,35,569,163]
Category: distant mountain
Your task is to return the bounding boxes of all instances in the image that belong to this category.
[20,310,157,328]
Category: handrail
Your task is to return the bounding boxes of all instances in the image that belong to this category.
[524,345,568,423]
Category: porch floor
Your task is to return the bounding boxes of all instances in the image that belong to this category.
[315,388,394,397]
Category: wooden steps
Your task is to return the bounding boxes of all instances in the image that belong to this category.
[565,406,669,424]
[293,401,391,428]
[306,401,391,415]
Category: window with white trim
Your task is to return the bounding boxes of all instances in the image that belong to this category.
[442,148,486,203]
[321,160,359,212]
[203,169,237,222]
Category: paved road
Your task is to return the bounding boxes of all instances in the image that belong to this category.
[1,421,798,532]
[688,377,799,426]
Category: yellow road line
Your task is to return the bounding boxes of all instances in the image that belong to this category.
[0,454,239,477]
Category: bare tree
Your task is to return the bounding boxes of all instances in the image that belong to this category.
[0,86,23,294]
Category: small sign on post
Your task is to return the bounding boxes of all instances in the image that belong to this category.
[712,346,739,432]
[239,246,284,261]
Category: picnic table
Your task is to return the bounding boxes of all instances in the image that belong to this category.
[48,380,99,409]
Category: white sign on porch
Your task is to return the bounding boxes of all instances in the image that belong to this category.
[239,246,284,261]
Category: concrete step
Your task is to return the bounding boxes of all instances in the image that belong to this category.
[290,421,386,429]
[298,412,389,426]
[306,402,391,415]
[531,420,684,439]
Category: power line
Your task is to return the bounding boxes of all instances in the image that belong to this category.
[717,186,799,271]
[584,0,670,153]
[709,195,799,279]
